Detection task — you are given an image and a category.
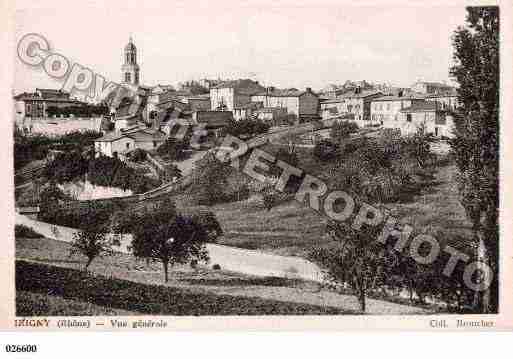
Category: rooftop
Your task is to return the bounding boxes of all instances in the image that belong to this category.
[400,101,443,112]
[339,90,382,99]
[212,79,265,95]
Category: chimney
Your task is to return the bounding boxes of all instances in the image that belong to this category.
[355,86,361,94]
[398,90,404,98]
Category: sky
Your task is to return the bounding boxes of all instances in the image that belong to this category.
[13,1,468,94]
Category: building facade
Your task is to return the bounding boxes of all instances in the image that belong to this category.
[397,102,454,138]
[250,87,319,121]
[210,79,264,112]
[411,81,454,95]
[13,89,85,119]
[370,94,425,128]
[330,89,382,126]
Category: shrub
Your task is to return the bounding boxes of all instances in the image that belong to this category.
[157,138,189,161]
[313,139,338,161]
[88,156,161,194]
[330,121,359,144]
[127,148,147,162]
[43,150,88,183]
[14,224,43,239]
[221,119,270,138]
[212,264,221,270]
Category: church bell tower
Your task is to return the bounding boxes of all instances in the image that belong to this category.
[121,36,140,85]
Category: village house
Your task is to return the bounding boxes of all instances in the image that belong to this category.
[13,88,86,119]
[411,81,455,95]
[193,111,234,139]
[94,127,167,159]
[396,101,454,138]
[370,93,426,128]
[250,87,320,122]
[320,98,348,120]
[253,107,288,125]
[232,102,263,121]
[94,132,136,158]
[179,94,211,112]
[210,79,265,112]
[422,91,459,110]
[330,88,383,126]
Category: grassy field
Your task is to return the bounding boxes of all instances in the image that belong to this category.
[184,161,474,258]
[16,260,351,316]
[17,291,139,316]
[16,237,429,315]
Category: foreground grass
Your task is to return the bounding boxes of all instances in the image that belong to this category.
[16,260,354,316]
[17,291,139,316]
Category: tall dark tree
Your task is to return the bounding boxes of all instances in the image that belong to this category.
[450,6,499,313]
[70,202,116,269]
[189,152,231,205]
[129,199,212,282]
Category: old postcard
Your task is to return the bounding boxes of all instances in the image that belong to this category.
[1,0,512,332]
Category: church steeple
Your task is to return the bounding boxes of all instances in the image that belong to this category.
[122,36,140,85]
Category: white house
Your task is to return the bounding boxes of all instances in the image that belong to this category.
[94,132,136,158]
[397,101,455,138]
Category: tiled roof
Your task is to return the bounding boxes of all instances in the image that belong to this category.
[400,101,440,112]
[128,130,166,142]
[373,94,423,102]
[253,88,306,97]
[339,90,382,99]
[212,79,265,95]
[321,98,345,104]
[94,132,129,142]
[195,111,233,128]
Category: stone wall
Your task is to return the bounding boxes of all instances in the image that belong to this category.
[16,117,105,136]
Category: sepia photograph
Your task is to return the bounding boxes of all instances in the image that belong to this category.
[7,0,504,326]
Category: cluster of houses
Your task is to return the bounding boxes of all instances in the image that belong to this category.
[13,37,460,160]
[320,82,458,138]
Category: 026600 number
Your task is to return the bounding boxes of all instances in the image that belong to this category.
[5,344,37,353]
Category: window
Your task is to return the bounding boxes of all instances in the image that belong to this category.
[435,127,439,137]
[386,103,391,111]
[126,143,130,149]
[153,141,157,148]
[125,72,131,82]
[406,114,412,122]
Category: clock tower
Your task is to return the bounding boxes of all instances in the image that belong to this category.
[121,36,140,85]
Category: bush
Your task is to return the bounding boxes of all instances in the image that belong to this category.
[88,156,161,194]
[126,148,147,162]
[14,224,43,239]
[43,150,88,183]
[330,121,359,143]
[221,119,270,138]
[212,264,221,270]
[157,138,189,161]
[313,139,338,161]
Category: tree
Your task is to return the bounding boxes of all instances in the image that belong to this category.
[402,125,436,169]
[43,150,88,183]
[189,152,230,205]
[309,221,393,313]
[157,138,189,161]
[191,211,223,243]
[129,200,212,282]
[313,139,338,161]
[449,6,499,313]
[70,202,115,269]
